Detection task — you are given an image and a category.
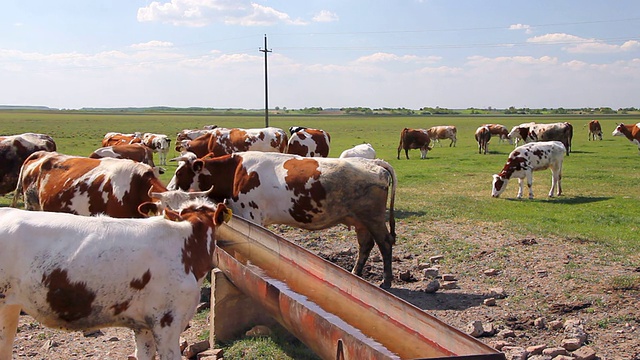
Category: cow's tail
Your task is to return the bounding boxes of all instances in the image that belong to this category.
[397,128,408,159]
[11,158,28,208]
[372,159,397,244]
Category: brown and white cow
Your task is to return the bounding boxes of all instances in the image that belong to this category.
[89,143,157,168]
[102,133,142,147]
[176,128,216,143]
[427,125,457,147]
[339,143,376,159]
[588,120,603,141]
[168,151,397,288]
[482,123,511,143]
[508,122,572,155]
[176,132,213,157]
[12,151,168,218]
[209,127,288,157]
[0,133,57,195]
[612,122,640,153]
[0,199,230,360]
[142,133,171,166]
[507,122,537,147]
[491,141,565,199]
[475,126,491,155]
[397,128,432,159]
[286,126,331,157]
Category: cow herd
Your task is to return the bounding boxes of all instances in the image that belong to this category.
[1,118,639,358]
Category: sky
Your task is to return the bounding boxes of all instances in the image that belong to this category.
[1,1,640,110]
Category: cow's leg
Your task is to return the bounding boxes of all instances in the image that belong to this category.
[370,226,394,289]
[516,178,524,199]
[352,226,375,278]
[526,172,535,199]
[420,148,427,159]
[153,325,182,360]
[133,328,157,360]
[404,149,409,160]
[0,304,21,360]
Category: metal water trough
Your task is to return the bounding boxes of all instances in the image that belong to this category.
[212,215,505,360]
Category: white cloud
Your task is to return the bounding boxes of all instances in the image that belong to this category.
[353,52,441,64]
[130,40,174,50]
[527,33,640,54]
[509,23,532,34]
[137,0,306,27]
[312,10,338,23]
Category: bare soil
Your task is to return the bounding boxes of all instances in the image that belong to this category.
[11,220,640,359]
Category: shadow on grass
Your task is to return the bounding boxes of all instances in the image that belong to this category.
[393,209,427,219]
[503,196,612,205]
[387,287,490,311]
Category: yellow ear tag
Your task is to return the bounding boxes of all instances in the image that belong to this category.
[223,208,233,223]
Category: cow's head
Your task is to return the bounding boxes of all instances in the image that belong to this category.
[612,123,625,137]
[491,174,509,198]
[167,152,199,190]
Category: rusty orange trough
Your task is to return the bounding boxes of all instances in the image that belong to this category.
[212,215,505,360]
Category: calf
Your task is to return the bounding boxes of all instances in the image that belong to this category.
[492,141,565,199]
[612,123,640,153]
[286,127,331,157]
[339,143,376,159]
[482,124,511,143]
[90,143,156,167]
[397,128,432,159]
[475,126,491,154]
[12,151,168,218]
[0,199,230,360]
[0,133,56,195]
[427,125,457,147]
[142,133,171,166]
[168,151,397,288]
[588,120,603,141]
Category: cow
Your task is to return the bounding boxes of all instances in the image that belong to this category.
[12,151,169,218]
[612,122,640,153]
[286,127,331,157]
[427,126,457,147]
[176,132,214,158]
[102,133,142,147]
[142,133,171,166]
[0,198,230,360]
[508,122,572,156]
[339,143,376,159]
[0,133,57,195]
[475,126,491,154]
[89,143,157,168]
[209,127,288,157]
[588,120,603,141]
[491,141,565,199]
[397,128,432,160]
[176,128,216,143]
[508,122,537,147]
[167,151,397,288]
[482,124,511,143]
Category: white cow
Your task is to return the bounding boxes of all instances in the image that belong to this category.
[339,143,376,159]
[143,133,171,166]
[491,141,565,199]
[0,200,230,360]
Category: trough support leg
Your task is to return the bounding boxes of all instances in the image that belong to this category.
[209,268,277,345]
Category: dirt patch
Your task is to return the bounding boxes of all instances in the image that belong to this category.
[10,220,640,359]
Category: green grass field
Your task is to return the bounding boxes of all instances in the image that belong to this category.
[1,111,638,256]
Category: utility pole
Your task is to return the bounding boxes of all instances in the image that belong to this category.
[259,34,272,127]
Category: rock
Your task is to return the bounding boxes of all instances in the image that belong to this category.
[399,270,416,282]
[482,322,496,336]
[548,320,563,330]
[487,287,507,299]
[553,356,574,360]
[466,320,484,337]
[533,317,547,329]
[180,338,188,352]
[422,279,440,293]
[245,325,272,337]
[441,273,457,281]
[39,340,57,351]
[440,281,459,290]
[429,255,444,263]
[489,340,515,350]
[527,355,552,360]
[416,262,431,270]
[502,346,527,360]
[497,329,516,338]
[197,348,224,359]
[542,347,567,357]
[526,344,546,355]
[561,338,581,351]
[484,268,499,276]
[423,267,439,278]
[563,319,587,344]
[572,346,597,360]
[183,340,210,358]
[83,330,103,337]
[483,298,496,306]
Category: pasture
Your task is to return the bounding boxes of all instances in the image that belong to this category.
[1,111,638,255]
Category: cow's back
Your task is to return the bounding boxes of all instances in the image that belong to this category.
[0,134,57,195]
[209,127,288,156]
[286,128,331,157]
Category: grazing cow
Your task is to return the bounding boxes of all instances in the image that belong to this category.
[176,132,213,158]
[427,126,457,147]
[0,133,56,195]
[491,141,565,199]
[612,122,640,153]
[475,126,491,154]
[12,151,168,218]
[508,122,537,147]
[339,143,376,159]
[482,124,511,143]
[588,120,603,141]
[508,122,572,155]
[206,127,288,157]
[90,143,157,168]
[142,133,171,166]
[102,133,142,147]
[168,151,397,288]
[397,128,432,159]
[286,127,331,157]
[0,199,230,360]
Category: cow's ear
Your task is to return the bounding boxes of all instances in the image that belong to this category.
[213,203,232,225]
[164,208,183,222]
[193,160,204,172]
[138,202,160,217]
